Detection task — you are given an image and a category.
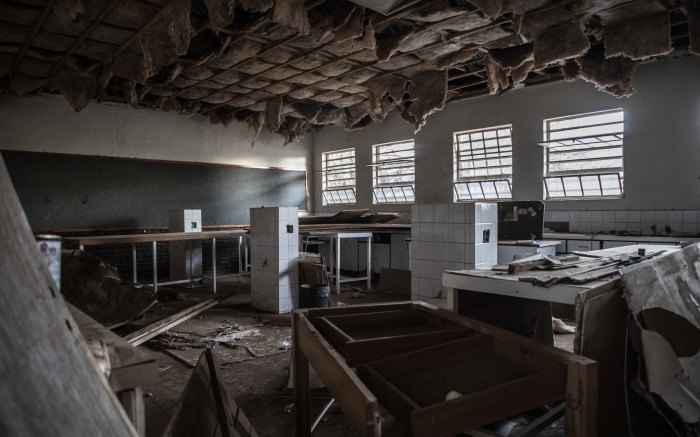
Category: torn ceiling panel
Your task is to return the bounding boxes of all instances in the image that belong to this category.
[0,0,692,142]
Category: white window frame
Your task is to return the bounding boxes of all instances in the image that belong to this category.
[321,148,356,206]
[453,124,513,202]
[542,108,624,200]
[372,139,416,204]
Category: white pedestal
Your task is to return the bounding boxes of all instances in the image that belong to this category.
[410,203,498,307]
[250,207,299,314]
[169,209,202,283]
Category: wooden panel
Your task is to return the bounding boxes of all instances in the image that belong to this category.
[0,155,137,436]
[410,368,567,437]
[64,229,247,247]
[293,312,380,437]
[344,328,476,366]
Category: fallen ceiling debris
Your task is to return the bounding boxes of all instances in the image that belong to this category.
[0,0,694,142]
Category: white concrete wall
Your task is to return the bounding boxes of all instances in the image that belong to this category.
[0,94,314,209]
[312,56,700,214]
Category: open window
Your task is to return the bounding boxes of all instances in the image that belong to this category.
[542,109,624,199]
[372,139,415,204]
[322,148,356,206]
[453,125,513,201]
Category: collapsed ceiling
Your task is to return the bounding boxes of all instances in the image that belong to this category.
[0,0,696,143]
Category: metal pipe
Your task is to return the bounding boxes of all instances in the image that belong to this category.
[310,398,335,433]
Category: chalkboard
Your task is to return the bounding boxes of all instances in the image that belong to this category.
[2,151,307,230]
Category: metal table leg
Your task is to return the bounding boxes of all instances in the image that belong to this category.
[212,237,217,294]
[336,235,341,294]
[152,241,158,293]
[132,243,137,284]
[238,235,243,282]
[366,235,372,289]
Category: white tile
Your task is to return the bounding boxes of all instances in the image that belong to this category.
[419,278,433,296]
[411,277,419,295]
[419,260,434,278]
[628,222,641,232]
[683,222,698,233]
[580,211,591,222]
[669,223,682,234]
[569,222,580,232]
[654,210,668,223]
[435,223,449,242]
[669,211,682,223]
[570,211,581,222]
[615,211,627,222]
[640,210,654,222]
[450,243,466,263]
[439,243,451,262]
[435,204,450,223]
[603,210,615,223]
[420,223,434,242]
[579,222,591,233]
[411,222,420,241]
[420,204,434,222]
[411,205,420,223]
[465,204,475,223]
[464,224,475,244]
[450,203,466,223]
[627,211,641,222]
[641,222,656,234]
[591,210,604,222]
[450,223,465,242]
[591,222,604,233]
[410,241,420,260]
[288,207,298,223]
[683,210,698,224]
[559,211,570,222]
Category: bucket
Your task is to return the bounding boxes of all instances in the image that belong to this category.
[299,284,331,309]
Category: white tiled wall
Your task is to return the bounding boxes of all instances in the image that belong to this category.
[410,203,497,307]
[545,209,700,236]
[250,207,299,314]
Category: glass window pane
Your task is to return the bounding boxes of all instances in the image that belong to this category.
[600,174,622,195]
[468,182,484,199]
[481,181,498,199]
[545,177,565,198]
[580,175,602,196]
[562,176,583,197]
[494,180,512,198]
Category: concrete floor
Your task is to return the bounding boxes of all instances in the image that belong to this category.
[135,274,572,437]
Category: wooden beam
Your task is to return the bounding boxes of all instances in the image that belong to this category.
[44,0,120,82]
[123,292,233,346]
[10,0,57,75]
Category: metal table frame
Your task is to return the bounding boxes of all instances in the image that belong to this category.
[305,231,372,293]
[69,230,250,294]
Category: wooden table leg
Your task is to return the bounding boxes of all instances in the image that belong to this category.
[117,387,145,436]
[565,358,598,437]
[293,313,311,437]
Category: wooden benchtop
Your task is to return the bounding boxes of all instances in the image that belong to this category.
[63,229,248,247]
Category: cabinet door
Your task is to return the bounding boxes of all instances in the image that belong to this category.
[602,240,631,249]
[568,240,593,252]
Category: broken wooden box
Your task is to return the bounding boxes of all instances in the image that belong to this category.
[294,302,598,437]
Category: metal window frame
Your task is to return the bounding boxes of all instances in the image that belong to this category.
[322,148,356,205]
[372,139,416,204]
[453,125,513,202]
[543,109,624,200]
[453,179,512,202]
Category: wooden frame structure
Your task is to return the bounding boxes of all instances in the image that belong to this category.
[293,301,597,437]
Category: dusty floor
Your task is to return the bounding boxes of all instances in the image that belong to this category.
[131,275,573,437]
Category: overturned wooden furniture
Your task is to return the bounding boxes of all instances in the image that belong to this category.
[293,302,597,437]
[164,348,258,437]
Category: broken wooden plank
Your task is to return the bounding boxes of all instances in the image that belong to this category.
[0,155,138,436]
[123,292,233,346]
[163,348,259,437]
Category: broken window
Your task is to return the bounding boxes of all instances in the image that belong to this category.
[372,140,416,204]
[542,109,624,199]
[453,125,513,201]
[322,148,356,206]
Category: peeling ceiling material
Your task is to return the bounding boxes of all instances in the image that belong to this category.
[621,243,700,430]
[0,0,693,142]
